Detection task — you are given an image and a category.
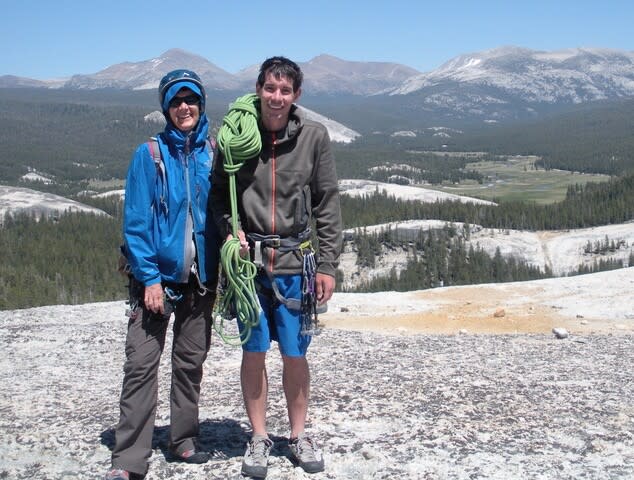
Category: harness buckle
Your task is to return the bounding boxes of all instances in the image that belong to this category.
[163,286,183,302]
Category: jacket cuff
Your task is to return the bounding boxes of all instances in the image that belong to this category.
[317,263,337,278]
[142,274,162,287]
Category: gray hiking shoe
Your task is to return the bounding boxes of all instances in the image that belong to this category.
[241,434,273,478]
[289,432,324,474]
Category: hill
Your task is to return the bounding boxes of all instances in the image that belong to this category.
[0,185,108,222]
[2,177,633,308]
[0,88,360,185]
[326,267,634,335]
[339,217,634,289]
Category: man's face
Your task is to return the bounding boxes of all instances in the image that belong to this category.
[256,72,301,132]
[167,88,200,133]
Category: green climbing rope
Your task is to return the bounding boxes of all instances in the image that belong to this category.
[213,93,263,345]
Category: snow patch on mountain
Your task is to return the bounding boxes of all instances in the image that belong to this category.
[144,110,166,124]
[298,106,361,143]
[392,130,417,137]
[339,179,495,205]
[94,190,125,199]
[393,47,634,105]
[0,185,109,222]
[20,172,54,184]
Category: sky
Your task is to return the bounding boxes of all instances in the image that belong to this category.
[2,0,634,80]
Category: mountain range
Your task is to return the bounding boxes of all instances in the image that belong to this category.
[0,48,418,95]
[2,46,634,123]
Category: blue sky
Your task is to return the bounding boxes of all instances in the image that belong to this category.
[2,0,634,79]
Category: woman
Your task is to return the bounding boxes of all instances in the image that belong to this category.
[105,69,219,480]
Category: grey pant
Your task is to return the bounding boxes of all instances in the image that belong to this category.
[111,283,214,475]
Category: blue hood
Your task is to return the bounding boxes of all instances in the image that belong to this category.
[161,80,205,113]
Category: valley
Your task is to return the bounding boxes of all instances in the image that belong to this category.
[426,155,612,204]
[1,51,634,310]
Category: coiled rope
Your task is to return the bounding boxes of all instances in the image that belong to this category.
[213,93,263,345]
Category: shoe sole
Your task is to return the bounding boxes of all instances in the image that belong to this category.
[169,451,209,464]
[241,464,268,478]
[290,455,325,474]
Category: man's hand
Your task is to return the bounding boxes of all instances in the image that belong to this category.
[315,273,335,304]
[144,283,164,314]
[227,230,249,257]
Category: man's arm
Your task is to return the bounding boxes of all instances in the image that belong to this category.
[311,128,343,280]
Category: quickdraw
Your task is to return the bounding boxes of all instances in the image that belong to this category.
[299,242,322,336]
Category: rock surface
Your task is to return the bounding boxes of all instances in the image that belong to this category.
[1,270,633,479]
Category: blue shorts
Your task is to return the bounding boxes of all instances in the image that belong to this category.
[238,274,311,357]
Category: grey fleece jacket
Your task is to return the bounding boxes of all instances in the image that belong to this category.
[210,105,342,278]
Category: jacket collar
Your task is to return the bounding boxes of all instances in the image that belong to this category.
[260,104,303,145]
[163,113,209,150]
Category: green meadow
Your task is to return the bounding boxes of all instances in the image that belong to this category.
[429,155,611,204]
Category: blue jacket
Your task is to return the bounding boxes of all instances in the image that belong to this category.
[123,114,219,287]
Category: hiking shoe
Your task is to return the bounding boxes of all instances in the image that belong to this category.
[104,469,129,480]
[170,447,209,464]
[241,434,273,478]
[289,432,324,473]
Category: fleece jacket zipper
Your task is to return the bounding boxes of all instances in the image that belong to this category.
[182,136,195,283]
[269,132,277,273]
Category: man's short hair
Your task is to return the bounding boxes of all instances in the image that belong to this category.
[257,56,303,92]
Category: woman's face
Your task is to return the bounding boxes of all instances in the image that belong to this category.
[167,88,200,133]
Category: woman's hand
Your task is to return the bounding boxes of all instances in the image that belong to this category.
[144,283,164,314]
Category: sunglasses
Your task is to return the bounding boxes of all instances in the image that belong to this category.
[168,94,200,108]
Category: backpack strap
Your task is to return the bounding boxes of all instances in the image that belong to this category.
[146,136,214,214]
[147,137,166,182]
[147,137,168,216]
[148,136,214,174]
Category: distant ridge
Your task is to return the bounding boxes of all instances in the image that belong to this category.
[387,46,634,121]
[2,46,634,122]
[64,48,241,91]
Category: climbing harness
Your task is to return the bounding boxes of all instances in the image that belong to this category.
[159,284,183,318]
[213,94,263,345]
[248,232,323,336]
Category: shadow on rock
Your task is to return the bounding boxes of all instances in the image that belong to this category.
[100,418,249,460]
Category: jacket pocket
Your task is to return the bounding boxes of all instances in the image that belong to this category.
[293,184,311,236]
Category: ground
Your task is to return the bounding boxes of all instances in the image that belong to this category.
[0,268,632,479]
[323,268,634,336]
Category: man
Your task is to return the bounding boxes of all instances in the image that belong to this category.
[105,69,220,480]
[211,56,342,478]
